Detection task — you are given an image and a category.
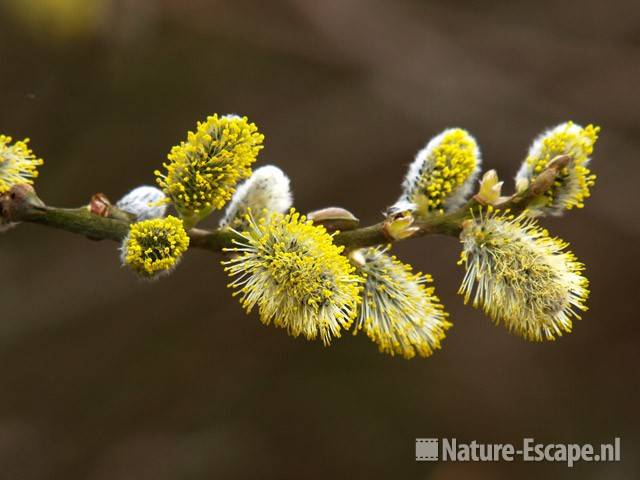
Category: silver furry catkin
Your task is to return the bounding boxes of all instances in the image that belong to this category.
[116,186,167,221]
[219,165,292,229]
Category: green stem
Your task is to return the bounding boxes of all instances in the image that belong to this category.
[20,206,130,241]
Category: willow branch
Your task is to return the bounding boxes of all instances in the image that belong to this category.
[0,158,567,252]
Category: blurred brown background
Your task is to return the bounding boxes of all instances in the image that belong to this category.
[1,0,639,478]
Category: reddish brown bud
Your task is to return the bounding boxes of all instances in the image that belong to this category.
[89,193,111,217]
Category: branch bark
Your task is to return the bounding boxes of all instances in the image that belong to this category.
[1,159,565,252]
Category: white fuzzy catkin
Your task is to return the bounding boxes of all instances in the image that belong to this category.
[116,186,167,221]
[219,165,292,228]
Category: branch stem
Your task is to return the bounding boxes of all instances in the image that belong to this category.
[1,161,563,252]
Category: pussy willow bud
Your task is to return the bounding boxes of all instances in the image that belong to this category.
[219,165,292,229]
[394,128,481,215]
[307,207,359,232]
[458,207,588,341]
[116,186,167,221]
[222,209,363,346]
[0,135,44,194]
[155,114,264,227]
[515,122,599,215]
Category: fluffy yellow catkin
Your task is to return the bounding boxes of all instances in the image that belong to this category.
[0,135,44,194]
[352,246,451,359]
[397,128,481,215]
[121,215,190,279]
[222,210,362,345]
[155,114,264,224]
[458,207,589,341]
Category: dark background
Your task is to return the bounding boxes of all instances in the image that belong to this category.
[1,0,638,478]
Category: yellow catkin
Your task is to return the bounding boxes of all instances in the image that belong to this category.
[0,135,44,194]
[122,215,190,279]
[155,114,264,223]
[403,128,480,214]
[517,122,599,214]
[222,209,362,346]
[458,207,589,341]
[353,246,451,359]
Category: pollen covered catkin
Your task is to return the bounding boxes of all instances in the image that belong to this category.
[222,210,362,345]
[516,122,599,215]
[395,128,481,215]
[121,215,190,279]
[0,135,44,194]
[352,246,451,359]
[155,114,264,225]
[458,208,589,341]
